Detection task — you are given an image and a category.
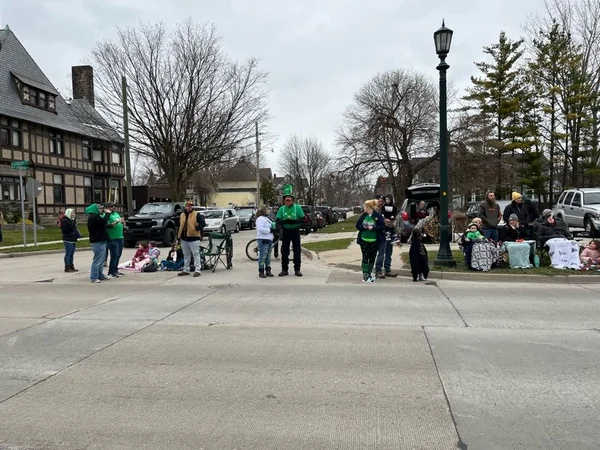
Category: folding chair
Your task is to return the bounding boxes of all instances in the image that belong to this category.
[203,232,233,272]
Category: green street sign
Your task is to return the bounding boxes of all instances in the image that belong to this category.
[11,160,29,170]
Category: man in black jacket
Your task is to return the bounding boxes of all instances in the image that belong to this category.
[375,194,398,278]
[503,192,528,224]
[85,203,111,283]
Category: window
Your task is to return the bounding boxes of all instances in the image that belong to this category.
[0,118,21,148]
[0,176,21,201]
[38,91,47,109]
[111,151,122,165]
[29,88,38,106]
[572,193,582,207]
[84,177,93,204]
[49,131,63,155]
[82,140,91,160]
[109,179,120,204]
[53,174,65,204]
[94,178,104,203]
[93,149,103,162]
[564,192,575,206]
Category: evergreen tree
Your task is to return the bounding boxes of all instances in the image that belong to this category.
[464,31,530,197]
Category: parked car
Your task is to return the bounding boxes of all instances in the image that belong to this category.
[397,183,452,243]
[299,205,319,233]
[315,211,325,229]
[124,202,184,248]
[333,207,349,220]
[466,199,512,228]
[236,208,255,230]
[202,209,240,234]
[314,206,335,225]
[554,188,600,233]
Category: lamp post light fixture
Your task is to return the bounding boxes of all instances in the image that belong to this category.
[433,20,456,267]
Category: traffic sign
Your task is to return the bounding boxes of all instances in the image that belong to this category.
[11,160,29,170]
[25,178,43,198]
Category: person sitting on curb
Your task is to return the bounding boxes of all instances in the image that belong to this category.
[501,214,527,242]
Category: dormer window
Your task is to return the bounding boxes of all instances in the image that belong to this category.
[12,72,58,113]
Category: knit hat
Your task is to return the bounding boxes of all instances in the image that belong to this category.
[511,191,522,201]
[543,209,553,219]
[508,214,519,222]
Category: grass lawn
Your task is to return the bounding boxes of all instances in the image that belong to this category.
[401,250,595,276]
[0,240,92,254]
[0,226,89,247]
[303,238,353,253]
[317,217,356,234]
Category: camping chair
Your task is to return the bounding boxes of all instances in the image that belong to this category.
[202,231,233,272]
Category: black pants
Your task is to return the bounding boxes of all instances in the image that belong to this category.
[360,241,378,279]
[281,228,301,272]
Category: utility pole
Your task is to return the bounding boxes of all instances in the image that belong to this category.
[122,75,134,217]
[255,121,261,207]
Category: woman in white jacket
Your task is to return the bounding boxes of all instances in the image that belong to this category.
[255,206,275,278]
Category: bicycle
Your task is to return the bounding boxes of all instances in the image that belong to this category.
[245,235,280,261]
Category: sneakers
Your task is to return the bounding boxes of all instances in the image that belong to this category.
[91,279,101,284]
[106,274,115,280]
[362,276,376,283]
[375,271,386,279]
[385,271,398,278]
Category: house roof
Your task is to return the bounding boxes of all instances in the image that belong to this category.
[0,26,121,143]
[220,159,272,182]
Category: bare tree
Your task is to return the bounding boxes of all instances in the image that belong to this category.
[279,135,331,205]
[91,20,269,200]
[336,70,439,201]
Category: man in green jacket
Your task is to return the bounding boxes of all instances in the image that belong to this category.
[276,185,305,277]
[104,202,125,278]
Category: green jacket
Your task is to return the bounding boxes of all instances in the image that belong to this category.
[106,211,124,240]
[276,203,305,230]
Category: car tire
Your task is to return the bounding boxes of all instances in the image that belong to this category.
[585,216,593,233]
[234,223,240,233]
[162,227,177,247]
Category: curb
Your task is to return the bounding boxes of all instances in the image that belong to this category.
[0,247,93,258]
[334,263,600,284]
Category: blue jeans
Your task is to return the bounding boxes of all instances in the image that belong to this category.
[180,239,202,273]
[258,239,273,271]
[63,241,76,266]
[375,240,393,273]
[90,242,107,281]
[482,227,499,242]
[107,238,124,276]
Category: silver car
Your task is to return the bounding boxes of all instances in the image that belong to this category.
[202,209,240,234]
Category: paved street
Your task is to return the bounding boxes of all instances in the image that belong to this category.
[0,231,599,449]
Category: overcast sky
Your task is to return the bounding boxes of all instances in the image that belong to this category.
[2,0,546,172]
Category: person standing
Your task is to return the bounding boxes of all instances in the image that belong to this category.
[177,201,206,278]
[409,228,430,282]
[477,191,502,242]
[105,202,125,279]
[276,185,305,277]
[503,191,528,224]
[355,199,385,282]
[61,208,81,272]
[86,203,110,283]
[375,194,398,279]
[56,209,65,228]
[0,211,4,243]
[255,206,275,278]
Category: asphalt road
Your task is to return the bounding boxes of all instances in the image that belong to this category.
[0,233,599,449]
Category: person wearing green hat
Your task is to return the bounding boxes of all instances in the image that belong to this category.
[104,202,125,279]
[276,185,305,276]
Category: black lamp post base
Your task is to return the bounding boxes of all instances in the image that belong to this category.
[434,255,457,267]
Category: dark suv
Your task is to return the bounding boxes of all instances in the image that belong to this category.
[314,206,335,225]
[124,202,184,248]
[300,205,319,233]
[398,183,450,242]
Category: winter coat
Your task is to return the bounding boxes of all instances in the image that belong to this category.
[580,247,600,263]
[503,201,528,224]
[539,218,571,243]
[355,211,385,245]
[409,237,429,276]
[60,216,80,242]
[501,224,527,242]
[85,204,110,243]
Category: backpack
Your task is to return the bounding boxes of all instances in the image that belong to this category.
[141,261,158,272]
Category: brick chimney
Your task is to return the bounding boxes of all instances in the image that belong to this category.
[71,65,95,108]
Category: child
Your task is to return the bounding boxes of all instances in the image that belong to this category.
[355,199,385,282]
[255,206,275,278]
[119,241,148,270]
[465,223,484,242]
[580,239,600,265]
[161,243,184,271]
[147,240,161,262]
[409,228,429,282]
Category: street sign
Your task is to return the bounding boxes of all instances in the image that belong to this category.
[25,178,43,198]
[11,160,29,170]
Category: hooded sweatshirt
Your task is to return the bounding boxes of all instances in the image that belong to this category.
[477,191,501,228]
[60,209,80,242]
[85,204,110,243]
[382,196,398,221]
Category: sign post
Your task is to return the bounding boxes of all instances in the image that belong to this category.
[26,178,43,247]
[11,161,29,246]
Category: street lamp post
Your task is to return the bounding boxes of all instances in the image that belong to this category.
[433,20,456,267]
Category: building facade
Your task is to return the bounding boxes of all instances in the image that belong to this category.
[0,26,124,220]
[212,159,272,207]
